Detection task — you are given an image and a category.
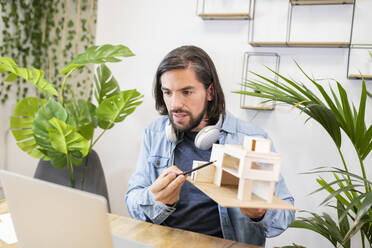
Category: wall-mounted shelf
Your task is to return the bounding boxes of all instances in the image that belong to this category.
[241,106,275,110]
[248,0,355,48]
[240,52,280,111]
[348,74,372,80]
[250,41,350,48]
[248,0,372,81]
[197,0,255,21]
[347,44,372,80]
[291,0,354,5]
[198,13,251,20]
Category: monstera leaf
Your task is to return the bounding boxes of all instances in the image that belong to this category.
[33,99,69,151]
[0,57,58,96]
[32,99,76,168]
[10,97,47,158]
[65,99,97,140]
[60,44,134,74]
[96,89,143,129]
[47,117,89,157]
[94,64,120,104]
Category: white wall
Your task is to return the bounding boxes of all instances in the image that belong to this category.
[94,0,372,247]
[3,0,372,247]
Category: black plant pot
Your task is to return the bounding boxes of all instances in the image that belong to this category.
[34,149,111,212]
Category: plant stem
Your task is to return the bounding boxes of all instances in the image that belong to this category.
[80,138,93,190]
[92,122,114,147]
[337,147,351,184]
[357,155,370,193]
[361,231,365,248]
[60,69,75,106]
[92,129,107,147]
[357,153,372,245]
[80,152,89,190]
[67,154,75,188]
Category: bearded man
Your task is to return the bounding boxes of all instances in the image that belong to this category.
[125,45,294,247]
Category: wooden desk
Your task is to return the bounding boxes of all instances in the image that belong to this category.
[0,200,260,248]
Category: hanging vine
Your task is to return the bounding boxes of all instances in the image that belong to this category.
[0,0,97,104]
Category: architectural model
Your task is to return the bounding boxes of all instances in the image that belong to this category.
[189,136,296,210]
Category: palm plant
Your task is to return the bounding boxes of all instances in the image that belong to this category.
[1,44,143,188]
[233,63,372,247]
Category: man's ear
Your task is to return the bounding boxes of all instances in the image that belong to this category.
[207,83,214,101]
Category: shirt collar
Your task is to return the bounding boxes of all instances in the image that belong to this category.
[220,111,237,134]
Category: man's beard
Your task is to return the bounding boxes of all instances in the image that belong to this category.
[169,100,208,133]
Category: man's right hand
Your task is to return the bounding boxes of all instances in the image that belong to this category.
[150,166,186,205]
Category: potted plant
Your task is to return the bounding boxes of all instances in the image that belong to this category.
[233,64,372,247]
[1,44,143,197]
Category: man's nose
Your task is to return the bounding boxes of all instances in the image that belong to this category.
[170,93,184,110]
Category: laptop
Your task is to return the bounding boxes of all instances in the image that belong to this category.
[0,170,153,248]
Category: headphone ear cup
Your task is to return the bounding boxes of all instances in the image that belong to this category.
[165,121,177,143]
[194,126,220,150]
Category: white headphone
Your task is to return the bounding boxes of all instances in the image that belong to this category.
[165,115,223,150]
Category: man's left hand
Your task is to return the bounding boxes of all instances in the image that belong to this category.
[240,208,266,220]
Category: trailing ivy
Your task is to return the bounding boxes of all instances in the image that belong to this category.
[0,0,97,104]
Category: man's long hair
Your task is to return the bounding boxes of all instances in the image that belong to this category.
[153,45,225,125]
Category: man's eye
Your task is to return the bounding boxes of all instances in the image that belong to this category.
[183,91,192,95]
[163,91,171,96]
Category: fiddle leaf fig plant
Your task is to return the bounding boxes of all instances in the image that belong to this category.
[2,44,143,188]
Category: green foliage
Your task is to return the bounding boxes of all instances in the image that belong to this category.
[94,64,120,104]
[47,117,89,157]
[5,44,143,188]
[96,90,143,129]
[0,57,57,96]
[292,211,350,248]
[65,99,97,140]
[0,0,98,104]
[234,64,372,247]
[10,97,46,159]
[61,44,134,74]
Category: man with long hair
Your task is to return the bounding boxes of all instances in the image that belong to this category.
[125,46,294,246]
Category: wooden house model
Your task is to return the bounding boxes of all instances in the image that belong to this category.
[189,136,295,210]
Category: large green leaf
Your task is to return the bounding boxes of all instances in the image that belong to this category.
[47,117,89,157]
[94,64,120,104]
[33,99,68,151]
[10,97,47,159]
[0,57,57,96]
[96,89,143,129]
[32,99,74,168]
[60,44,134,74]
[65,99,97,140]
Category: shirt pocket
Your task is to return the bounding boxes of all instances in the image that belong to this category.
[148,156,169,176]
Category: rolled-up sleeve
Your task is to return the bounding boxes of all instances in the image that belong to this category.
[125,128,176,224]
[258,174,295,237]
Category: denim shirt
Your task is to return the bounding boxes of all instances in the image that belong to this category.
[125,112,295,247]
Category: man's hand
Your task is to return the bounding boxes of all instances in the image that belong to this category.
[240,186,275,220]
[240,208,266,220]
[150,166,186,205]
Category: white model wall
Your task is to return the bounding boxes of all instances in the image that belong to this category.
[2,0,372,247]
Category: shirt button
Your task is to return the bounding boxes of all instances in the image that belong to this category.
[156,161,160,166]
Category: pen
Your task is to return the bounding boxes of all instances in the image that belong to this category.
[179,160,216,176]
